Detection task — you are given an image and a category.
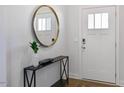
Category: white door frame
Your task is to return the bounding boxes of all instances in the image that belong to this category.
[78,5,119,85]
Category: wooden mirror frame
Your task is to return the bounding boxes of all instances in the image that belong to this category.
[32,5,59,47]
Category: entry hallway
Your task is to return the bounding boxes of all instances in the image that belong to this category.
[1,5,124,87]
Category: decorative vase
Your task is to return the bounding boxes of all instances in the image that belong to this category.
[32,53,39,67]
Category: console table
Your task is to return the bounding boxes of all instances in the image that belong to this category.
[24,56,69,87]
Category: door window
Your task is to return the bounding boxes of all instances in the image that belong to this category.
[88,13,109,30]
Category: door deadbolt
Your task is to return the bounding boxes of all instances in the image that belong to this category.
[82,38,86,44]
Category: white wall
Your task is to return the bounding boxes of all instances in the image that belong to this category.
[0,6,7,86]
[66,6,81,79]
[119,6,124,86]
[2,5,67,87]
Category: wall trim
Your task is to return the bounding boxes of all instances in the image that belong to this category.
[119,81,124,87]
[0,82,7,87]
[115,5,120,85]
[69,73,81,79]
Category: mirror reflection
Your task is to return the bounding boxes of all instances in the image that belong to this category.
[33,5,59,47]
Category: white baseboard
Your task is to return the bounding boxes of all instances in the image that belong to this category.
[0,82,7,87]
[119,81,124,87]
[69,73,80,79]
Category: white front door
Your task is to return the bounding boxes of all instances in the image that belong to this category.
[81,6,116,83]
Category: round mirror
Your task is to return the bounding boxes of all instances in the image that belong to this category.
[32,5,59,47]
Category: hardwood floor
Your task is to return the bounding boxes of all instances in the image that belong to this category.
[65,78,119,87]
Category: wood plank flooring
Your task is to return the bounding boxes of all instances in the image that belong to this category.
[65,78,119,87]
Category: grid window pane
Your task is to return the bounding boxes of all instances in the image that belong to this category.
[95,13,101,29]
[88,14,94,29]
[102,13,109,29]
[38,18,42,31]
[38,18,46,31]
[46,17,51,30]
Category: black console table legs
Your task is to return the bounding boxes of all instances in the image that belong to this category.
[24,70,36,87]
[24,56,69,87]
[60,57,69,84]
[58,57,69,86]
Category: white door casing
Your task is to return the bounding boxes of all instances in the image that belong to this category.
[81,6,116,83]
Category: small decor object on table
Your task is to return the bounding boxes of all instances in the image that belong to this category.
[30,41,39,67]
